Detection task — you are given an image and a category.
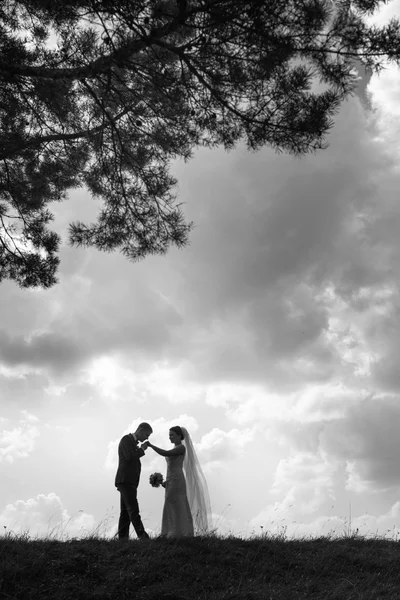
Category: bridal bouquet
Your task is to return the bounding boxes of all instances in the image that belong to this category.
[149,472,164,488]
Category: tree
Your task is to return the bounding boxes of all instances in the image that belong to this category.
[1,0,399,288]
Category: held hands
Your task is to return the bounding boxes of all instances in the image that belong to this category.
[141,441,150,451]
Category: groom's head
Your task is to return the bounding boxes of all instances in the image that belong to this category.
[135,422,153,442]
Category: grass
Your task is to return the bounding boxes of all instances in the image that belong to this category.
[1,527,400,599]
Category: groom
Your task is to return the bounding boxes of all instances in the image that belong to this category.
[115,421,153,540]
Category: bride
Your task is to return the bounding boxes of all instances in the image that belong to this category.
[143,426,212,537]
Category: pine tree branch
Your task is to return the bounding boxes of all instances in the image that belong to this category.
[0,106,131,160]
[0,4,203,81]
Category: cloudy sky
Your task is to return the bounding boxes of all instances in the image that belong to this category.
[2,2,400,541]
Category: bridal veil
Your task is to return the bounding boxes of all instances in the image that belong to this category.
[181,427,213,535]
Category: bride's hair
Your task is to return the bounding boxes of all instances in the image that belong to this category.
[170,426,184,440]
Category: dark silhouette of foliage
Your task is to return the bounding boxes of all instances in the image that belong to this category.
[1,0,399,287]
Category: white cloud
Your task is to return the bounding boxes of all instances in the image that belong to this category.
[83,357,205,405]
[20,410,39,423]
[44,384,67,397]
[260,391,400,500]
[0,423,39,463]
[197,427,256,469]
[269,452,337,514]
[251,499,400,542]
[0,493,96,539]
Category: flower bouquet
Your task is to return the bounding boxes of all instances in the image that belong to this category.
[149,472,164,488]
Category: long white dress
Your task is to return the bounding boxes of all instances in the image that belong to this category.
[161,449,194,537]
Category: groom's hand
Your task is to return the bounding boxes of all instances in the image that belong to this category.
[141,441,149,450]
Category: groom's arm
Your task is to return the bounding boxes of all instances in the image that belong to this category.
[119,436,145,460]
[147,443,185,457]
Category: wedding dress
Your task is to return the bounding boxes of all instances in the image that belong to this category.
[161,427,212,537]
[161,450,194,537]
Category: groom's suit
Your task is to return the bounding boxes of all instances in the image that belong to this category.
[115,433,149,539]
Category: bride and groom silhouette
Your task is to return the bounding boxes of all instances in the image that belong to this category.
[115,422,212,539]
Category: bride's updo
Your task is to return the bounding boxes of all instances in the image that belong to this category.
[170,426,184,440]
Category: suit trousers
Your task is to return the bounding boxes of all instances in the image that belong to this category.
[117,484,147,539]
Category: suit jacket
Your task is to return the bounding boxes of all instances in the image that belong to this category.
[115,434,145,487]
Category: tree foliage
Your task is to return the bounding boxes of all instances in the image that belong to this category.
[1,0,399,287]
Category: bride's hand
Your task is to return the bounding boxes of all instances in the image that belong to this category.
[141,441,150,450]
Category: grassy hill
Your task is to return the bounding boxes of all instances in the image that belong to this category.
[1,531,400,599]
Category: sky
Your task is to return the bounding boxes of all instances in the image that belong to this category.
[2,2,400,541]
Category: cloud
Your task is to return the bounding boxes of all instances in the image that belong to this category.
[321,394,400,493]
[197,427,256,468]
[82,357,205,404]
[0,329,89,376]
[0,422,39,463]
[20,410,39,423]
[0,371,51,408]
[131,95,396,393]
[251,500,400,542]
[0,257,183,380]
[269,452,337,514]
[1,74,399,402]
[261,391,400,499]
[0,493,96,539]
